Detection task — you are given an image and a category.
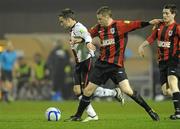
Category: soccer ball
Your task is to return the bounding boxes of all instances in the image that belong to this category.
[45,107,61,121]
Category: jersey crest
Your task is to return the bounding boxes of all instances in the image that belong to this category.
[168,30,173,36]
[110,28,115,34]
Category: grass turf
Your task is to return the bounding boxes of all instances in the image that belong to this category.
[0,100,180,129]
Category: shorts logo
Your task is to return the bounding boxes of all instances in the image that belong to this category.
[118,71,123,74]
[170,70,175,73]
[168,30,173,36]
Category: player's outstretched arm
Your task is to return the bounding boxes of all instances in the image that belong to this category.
[149,19,163,25]
[138,40,150,58]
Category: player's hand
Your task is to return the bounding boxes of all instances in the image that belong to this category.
[74,37,83,43]
[149,19,163,25]
[87,43,96,51]
[138,45,145,58]
[70,37,83,45]
[70,40,75,45]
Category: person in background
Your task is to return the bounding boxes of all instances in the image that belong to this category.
[47,40,72,100]
[0,41,17,102]
[15,56,31,99]
[31,53,50,100]
[0,45,5,100]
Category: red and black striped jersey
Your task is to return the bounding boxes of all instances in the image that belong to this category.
[89,20,148,67]
[147,22,180,62]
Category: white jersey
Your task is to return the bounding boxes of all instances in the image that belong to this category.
[70,22,95,63]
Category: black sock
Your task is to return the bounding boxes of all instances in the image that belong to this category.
[130,91,151,112]
[75,95,91,117]
[172,92,180,114]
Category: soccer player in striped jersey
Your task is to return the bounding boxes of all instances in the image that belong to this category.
[139,4,180,120]
[67,6,161,121]
[58,8,124,122]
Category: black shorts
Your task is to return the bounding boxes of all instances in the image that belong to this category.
[1,69,13,81]
[73,58,94,88]
[89,60,128,86]
[159,60,180,86]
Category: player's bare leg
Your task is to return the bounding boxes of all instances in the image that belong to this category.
[118,79,160,121]
[168,75,180,120]
[65,82,97,121]
[161,83,172,96]
[1,81,13,102]
[72,85,98,122]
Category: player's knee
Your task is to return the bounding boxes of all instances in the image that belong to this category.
[166,89,172,96]
[83,82,97,96]
[162,89,168,96]
[120,85,133,96]
[83,88,93,97]
[123,90,133,96]
[162,88,171,96]
[73,86,81,95]
[168,77,179,93]
[168,75,178,87]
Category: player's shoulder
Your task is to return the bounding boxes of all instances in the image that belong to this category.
[75,22,84,27]
[115,19,132,25]
[73,22,88,33]
[175,22,180,28]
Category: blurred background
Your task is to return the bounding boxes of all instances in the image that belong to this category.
[0,0,179,102]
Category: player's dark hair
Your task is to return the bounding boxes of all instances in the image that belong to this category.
[96,6,112,17]
[163,4,177,15]
[58,8,75,20]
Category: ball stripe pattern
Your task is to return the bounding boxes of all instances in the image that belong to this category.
[46,107,61,121]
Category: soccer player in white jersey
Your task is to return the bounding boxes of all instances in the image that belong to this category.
[58,8,124,122]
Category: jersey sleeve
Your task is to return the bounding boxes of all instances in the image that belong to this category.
[74,25,92,43]
[146,26,158,45]
[177,24,180,39]
[177,24,180,54]
[89,24,99,38]
[118,20,144,34]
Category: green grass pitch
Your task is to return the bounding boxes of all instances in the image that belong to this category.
[0,100,180,129]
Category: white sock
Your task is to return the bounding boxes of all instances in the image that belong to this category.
[78,95,97,117]
[86,104,97,117]
[94,87,116,97]
[78,95,82,100]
